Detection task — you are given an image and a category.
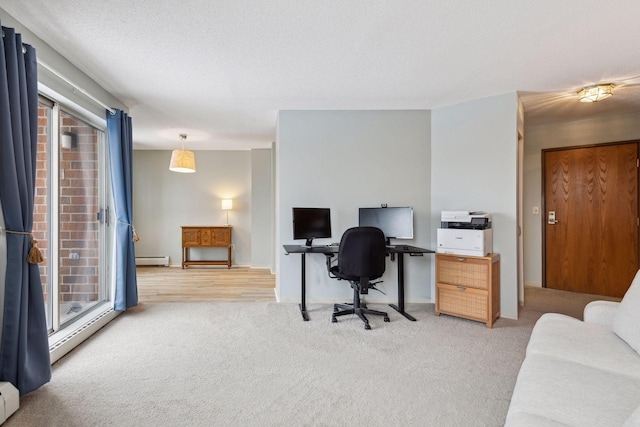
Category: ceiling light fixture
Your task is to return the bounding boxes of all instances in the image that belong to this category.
[169,134,196,173]
[577,83,614,103]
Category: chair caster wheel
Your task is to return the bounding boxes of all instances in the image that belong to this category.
[364,324,371,330]
[332,316,338,323]
[384,316,390,322]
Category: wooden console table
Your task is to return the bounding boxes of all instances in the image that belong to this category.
[181,226,232,269]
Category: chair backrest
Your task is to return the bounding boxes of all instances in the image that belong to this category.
[336,227,386,280]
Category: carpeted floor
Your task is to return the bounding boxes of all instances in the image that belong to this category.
[6,288,611,427]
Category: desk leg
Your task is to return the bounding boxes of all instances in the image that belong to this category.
[389,252,416,321]
[299,253,309,321]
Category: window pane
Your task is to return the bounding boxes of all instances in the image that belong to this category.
[59,111,105,325]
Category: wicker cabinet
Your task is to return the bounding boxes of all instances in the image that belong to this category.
[181,226,232,269]
[435,253,500,328]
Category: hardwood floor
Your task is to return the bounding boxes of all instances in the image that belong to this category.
[136,266,621,316]
[136,266,276,303]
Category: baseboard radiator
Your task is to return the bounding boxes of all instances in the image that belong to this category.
[135,256,169,266]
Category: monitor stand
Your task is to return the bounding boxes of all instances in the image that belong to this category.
[303,238,314,248]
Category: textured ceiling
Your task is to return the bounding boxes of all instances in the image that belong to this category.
[3,1,640,150]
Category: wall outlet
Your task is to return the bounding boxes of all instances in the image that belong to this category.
[230,244,235,251]
[532,206,539,215]
[69,252,80,260]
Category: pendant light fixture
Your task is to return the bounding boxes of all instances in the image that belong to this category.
[169,134,196,173]
[577,83,614,103]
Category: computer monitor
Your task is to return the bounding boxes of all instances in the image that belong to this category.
[359,206,414,244]
[292,207,332,247]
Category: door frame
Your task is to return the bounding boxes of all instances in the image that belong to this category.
[541,139,640,288]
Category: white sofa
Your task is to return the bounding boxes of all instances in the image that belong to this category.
[505,271,640,426]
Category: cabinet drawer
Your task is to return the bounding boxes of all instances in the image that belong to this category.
[211,228,230,245]
[201,228,230,246]
[437,284,488,321]
[182,229,200,246]
[436,255,489,290]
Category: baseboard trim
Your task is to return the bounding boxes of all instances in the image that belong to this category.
[49,303,120,364]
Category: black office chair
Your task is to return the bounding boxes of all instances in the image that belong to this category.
[329,226,390,330]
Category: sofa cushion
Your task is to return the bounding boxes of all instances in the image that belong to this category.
[505,354,640,427]
[613,269,640,355]
[526,313,640,378]
[624,405,640,427]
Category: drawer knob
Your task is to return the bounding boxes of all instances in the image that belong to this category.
[457,286,466,291]
[456,257,467,262]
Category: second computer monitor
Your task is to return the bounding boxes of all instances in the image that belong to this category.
[359,206,414,242]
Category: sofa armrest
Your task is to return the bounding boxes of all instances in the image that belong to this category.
[583,300,620,327]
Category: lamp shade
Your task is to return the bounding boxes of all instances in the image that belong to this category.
[169,149,196,173]
[577,84,614,103]
[221,199,233,210]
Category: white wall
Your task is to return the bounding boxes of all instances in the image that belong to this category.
[0,8,126,117]
[276,110,431,304]
[251,149,273,268]
[431,93,519,319]
[133,150,252,267]
[523,111,640,286]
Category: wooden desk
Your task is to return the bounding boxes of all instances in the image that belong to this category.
[181,226,232,269]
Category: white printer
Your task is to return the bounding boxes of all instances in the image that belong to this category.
[437,211,493,256]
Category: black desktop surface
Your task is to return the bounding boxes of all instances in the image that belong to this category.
[385,244,433,254]
[283,244,338,255]
[283,244,433,255]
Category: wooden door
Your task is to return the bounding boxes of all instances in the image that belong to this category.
[543,142,639,298]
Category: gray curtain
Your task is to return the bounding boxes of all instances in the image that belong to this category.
[0,23,51,395]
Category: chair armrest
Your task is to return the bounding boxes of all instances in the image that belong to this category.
[583,300,620,327]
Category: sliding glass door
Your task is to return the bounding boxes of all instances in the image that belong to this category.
[36,99,53,329]
[35,98,111,332]
[57,110,109,325]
